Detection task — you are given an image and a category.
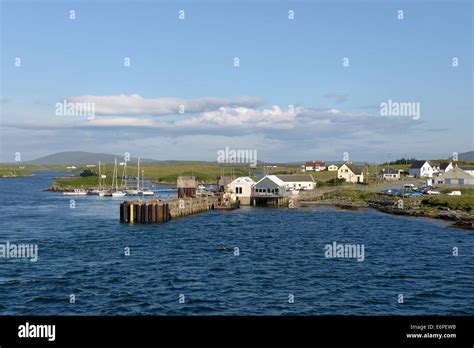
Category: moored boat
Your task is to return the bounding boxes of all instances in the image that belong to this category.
[63,189,87,196]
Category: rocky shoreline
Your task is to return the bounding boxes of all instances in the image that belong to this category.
[299,197,474,231]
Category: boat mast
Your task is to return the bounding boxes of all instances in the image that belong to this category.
[120,162,127,189]
[98,161,101,190]
[137,157,140,191]
[112,158,117,192]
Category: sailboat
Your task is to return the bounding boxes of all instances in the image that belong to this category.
[138,169,154,196]
[111,158,126,197]
[97,161,110,196]
[125,158,140,195]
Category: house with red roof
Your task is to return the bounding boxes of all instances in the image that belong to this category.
[302,161,326,172]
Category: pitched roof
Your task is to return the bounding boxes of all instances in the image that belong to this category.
[380,167,399,174]
[341,163,364,175]
[440,162,452,170]
[409,160,429,169]
[255,175,286,187]
[276,174,314,182]
[229,176,256,186]
[459,165,474,171]
[440,166,473,179]
[305,161,326,167]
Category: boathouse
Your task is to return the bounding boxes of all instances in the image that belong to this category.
[227,176,256,205]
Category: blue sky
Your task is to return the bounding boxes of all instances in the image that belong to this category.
[1,0,472,162]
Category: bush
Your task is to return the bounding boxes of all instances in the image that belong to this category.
[79,169,96,177]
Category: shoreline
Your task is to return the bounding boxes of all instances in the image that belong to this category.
[299,200,474,231]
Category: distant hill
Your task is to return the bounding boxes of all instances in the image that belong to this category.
[458,151,474,162]
[28,151,159,165]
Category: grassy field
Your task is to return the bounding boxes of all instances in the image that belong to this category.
[0,166,33,177]
[50,162,303,188]
[0,163,83,177]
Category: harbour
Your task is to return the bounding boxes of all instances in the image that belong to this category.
[1,171,473,316]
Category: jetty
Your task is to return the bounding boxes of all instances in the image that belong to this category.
[120,196,219,223]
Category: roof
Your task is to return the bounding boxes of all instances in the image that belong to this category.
[440,162,452,170]
[341,163,364,175]
[229,176,256,186]
[305,161,326,167]
[409,160,429,169]
[255,175,286,187]
[459,165,474,171]
[440,166,473,180]
[380,167,399,174]
[276,174,315,182]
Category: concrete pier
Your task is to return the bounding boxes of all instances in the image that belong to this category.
[120,196,219,223]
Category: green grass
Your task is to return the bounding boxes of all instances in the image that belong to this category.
[420,196,474,213]
[49,162,302,188]
[323,189,377,202]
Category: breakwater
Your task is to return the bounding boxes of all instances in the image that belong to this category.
[120,196,219,223]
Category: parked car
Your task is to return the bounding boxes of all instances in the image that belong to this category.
[408,192,423,197]
[426,190,440,195]
[447,191,462,196]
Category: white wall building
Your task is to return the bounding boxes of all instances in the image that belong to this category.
[227,176,256,205]
[409,160,434,178]
[276,174,315,190]
[338,163,365,183]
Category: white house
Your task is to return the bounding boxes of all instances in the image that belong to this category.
[227,176,256,205]
[409,160,434,178]
[327,164,338,171]
[253,175,288,197]
[302,161,326,172]
[380,167,402,180]
[276,174,315,190]
[338,163,365,183]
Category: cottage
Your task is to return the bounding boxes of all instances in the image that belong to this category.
[302,161,326,172]
[276,174,315,190]
[379,167,402,180]
[434,166,474,186]
[327,164,338,171]
[408,160,433,178]
[253,175,288,197]
[459,165,474,176]
[227,176,256,205]
[337,163,365,183]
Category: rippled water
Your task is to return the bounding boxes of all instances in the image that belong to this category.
[0,172,473,315]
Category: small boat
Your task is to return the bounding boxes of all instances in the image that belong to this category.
[216,192,240,210]
[63,189,87,196]
[215,202,240,210]
[125,189,139,195]
[87,189,100,195]
[139,190,154,196]
[110,158,127,198]
[98,190,110,197]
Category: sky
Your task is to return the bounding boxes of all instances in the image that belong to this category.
[0,0,472,163]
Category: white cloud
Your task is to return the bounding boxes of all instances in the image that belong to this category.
[66,94,264,116]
